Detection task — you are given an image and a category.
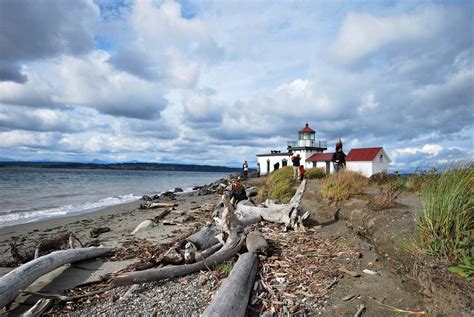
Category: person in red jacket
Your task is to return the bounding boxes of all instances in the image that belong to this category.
[299,165,305,181]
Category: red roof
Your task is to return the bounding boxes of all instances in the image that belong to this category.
[299,123,315,133]
[346,147,383,161]
[307,152,334,161]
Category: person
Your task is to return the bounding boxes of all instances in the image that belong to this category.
[291,154,301,180]
[256,162,261,177]
[332,139,346,173]
[273,161,280,170]
[299,165,305,181]
[228,177,247,206]
[242,161,249,179]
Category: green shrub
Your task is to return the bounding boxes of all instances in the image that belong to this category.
[305,167,326,180]
[256,167,296,203]
[410,164,473,280]
[321,170,368,203]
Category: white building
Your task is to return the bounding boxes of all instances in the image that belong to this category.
[306,147,391,177]
[345,147,391,177]
[256,123,327,175]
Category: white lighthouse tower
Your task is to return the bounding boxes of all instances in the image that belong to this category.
[256,123,327,175]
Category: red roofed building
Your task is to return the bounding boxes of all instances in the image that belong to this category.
[345,147,391,176]
[306,147,391,176]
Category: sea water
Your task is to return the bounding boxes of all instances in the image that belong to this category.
[0,167,230,228]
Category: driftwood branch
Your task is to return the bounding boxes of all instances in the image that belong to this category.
[114,234,246,286]
[0,246,113,309]
[21,286,113,302]
[22,298,53,317]
[202,252,259,317]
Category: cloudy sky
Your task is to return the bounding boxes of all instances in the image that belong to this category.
[0,0,472,171]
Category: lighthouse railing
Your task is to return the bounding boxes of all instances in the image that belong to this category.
[287,140,327,148]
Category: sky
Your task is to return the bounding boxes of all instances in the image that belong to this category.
[0,0,472,172]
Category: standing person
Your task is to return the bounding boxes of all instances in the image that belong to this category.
[291,154,301,180]
[332,139,346,173]
[256,162,261,177]
[242,161,249,179]
[299,165,305,181]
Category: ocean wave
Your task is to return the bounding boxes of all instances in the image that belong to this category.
[0,193,141,229]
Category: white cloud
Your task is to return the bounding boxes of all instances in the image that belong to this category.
[330,5,454,64]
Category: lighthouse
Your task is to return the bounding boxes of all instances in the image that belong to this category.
[256,123,327,175]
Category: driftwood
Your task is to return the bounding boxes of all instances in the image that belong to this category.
[114,234,245,286]
[0,246,112,309]
[246,231,268,255]
[90,227,110,238]
[22,298,53,317]
[131,220,154,235]
[21,286,113,302]
[236,180,308,230]
[202,252,258,317]
[153,208,172,222]
[140,202,178,210]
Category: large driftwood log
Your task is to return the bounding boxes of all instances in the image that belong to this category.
[114,234,245,286]
[202,252,258,317]
[0,246,113,309]
[236,180,308,229]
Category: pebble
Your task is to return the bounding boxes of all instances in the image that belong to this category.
[69,272,217,316]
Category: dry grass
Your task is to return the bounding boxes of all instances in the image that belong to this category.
[305,167,326,180]
[256,167,296,204]
[321,170,368,203]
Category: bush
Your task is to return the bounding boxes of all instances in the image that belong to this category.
[321,170,368,203]
[370,179,405,210]
[305,167,326,180]
[410,164,473,280]
[369,171,399,185]
[256,167,296,203]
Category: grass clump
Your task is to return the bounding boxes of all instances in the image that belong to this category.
[305,167,326,180]
[257,167,295,203]
[410,164,473,280]
[405,169,439,194]
[370,178,405,210]
[321,170,368,203]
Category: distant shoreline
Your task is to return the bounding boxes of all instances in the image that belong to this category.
[0,161,240,173]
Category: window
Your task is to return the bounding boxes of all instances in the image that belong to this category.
[379,155,383,162]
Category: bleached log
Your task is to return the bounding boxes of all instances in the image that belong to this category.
[0,246,113,309]
[131,220,154,235]
[236,180,307,229]
[114,234,245,286]
[202,252,258,317]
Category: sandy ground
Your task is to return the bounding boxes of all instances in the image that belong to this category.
[0,188,223,315]
[1,176,471,316]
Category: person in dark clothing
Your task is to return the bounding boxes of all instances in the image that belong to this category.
[273,162,280,171]
[291,154,301,180]
[332,139,346,172]
[256,163,261,177]
[242,161,249,179]
[228,178,247,206]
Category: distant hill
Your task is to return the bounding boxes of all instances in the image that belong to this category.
[0,161,240,173]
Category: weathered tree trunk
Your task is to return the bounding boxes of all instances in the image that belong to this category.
[0,246,112,309]
[202,252,258,317]
[183,223,221,250]
[114,234,246,286]
[236,180,307,229]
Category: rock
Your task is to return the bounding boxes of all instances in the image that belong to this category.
[141,195,152,201]
[174,187,184,193]
[90,227,111,238]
